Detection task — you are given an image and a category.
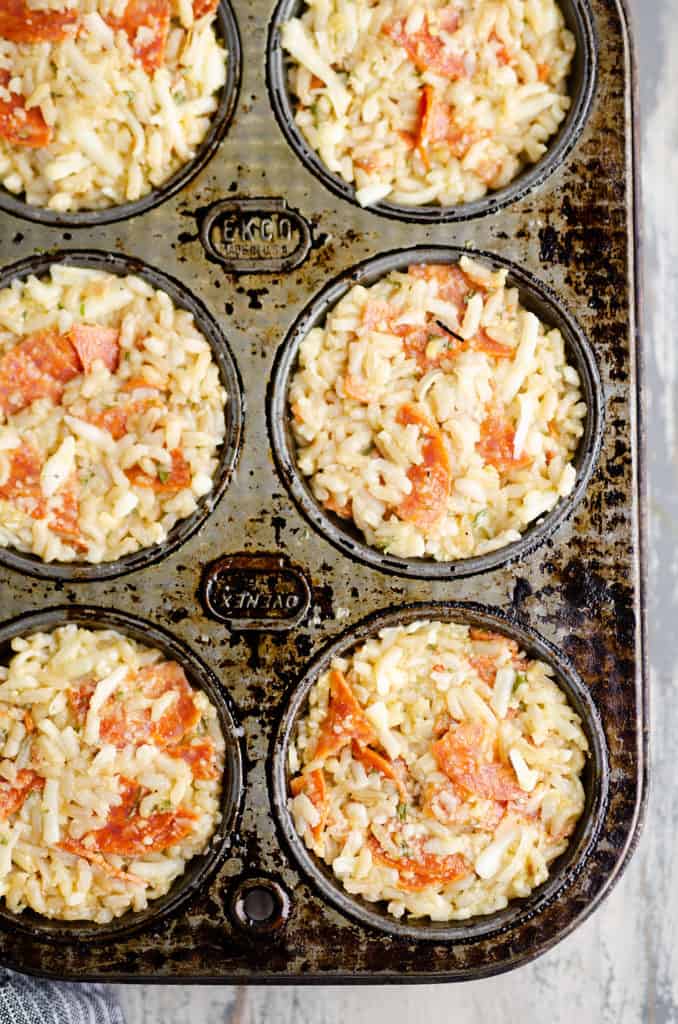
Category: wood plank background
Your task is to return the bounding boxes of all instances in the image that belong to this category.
[113,1,667,1018]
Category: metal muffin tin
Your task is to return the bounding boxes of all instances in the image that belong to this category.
[0,0,646,983]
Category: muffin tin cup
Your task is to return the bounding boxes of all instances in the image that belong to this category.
[0,605,244,943]
[0,249,244,583]
[266,0,598,223]
[0,0,242,229]
[268,244,605,580]
[271,601,609,943]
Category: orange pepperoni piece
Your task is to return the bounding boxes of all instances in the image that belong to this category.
[119,376,161,393]
[290,768,328,842]
[136,661,201,745]
[0,330,80,415]
[0,443,46,519]
[408,262,479,308]
[351,741,408,800]
[126,448,191,493]
[166,738,219,780]
[432,722,522,803]
[471,328,513,359]
[0,1,77,43]
[68,775,197,858]
[49,472,86,550]
[477,412,532,473]
[23,710,35,733]
[95,806,197,856]
[0,69,51,148]
[107,0,170,73]
[193,0,218,16]
[87,396,157,441]
[0,769,44,820]
[58,838,146,884]
[394,403,451,528]
[324,494,353,519]
[314,668,376,761]
[384,17,468,79]
[343,373,373,404]
[68,325,120,375]
[69,662,200,751]
[368,835,470,892]
[415,84,450,167]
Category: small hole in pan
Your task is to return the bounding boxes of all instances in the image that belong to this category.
[0,249,244,583]
[0,605,244,944]
[266,0,597,223]
[268,245,604,580]
[271,602,609,943]
[0,0,241,229]
[229,877,291,933]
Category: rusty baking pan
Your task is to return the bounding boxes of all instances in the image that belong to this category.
[0,0,646,983]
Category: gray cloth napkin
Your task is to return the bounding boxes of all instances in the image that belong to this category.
[0,970,124,1024]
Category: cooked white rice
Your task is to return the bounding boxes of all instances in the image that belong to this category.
[289,620,588,922]
[0,265,227,564]
[0,624,225,923]
[282,0,574,208]
[289,255,585,561]
[0,0,227,212]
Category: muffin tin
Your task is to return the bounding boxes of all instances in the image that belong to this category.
[0,0,646,983]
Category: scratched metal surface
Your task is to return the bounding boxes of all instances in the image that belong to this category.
[0,0,645,983]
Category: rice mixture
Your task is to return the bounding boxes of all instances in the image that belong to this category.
[282,0,575,208]
[290,256,585,561]
[0,0,227,212]
[0,265,227,564]
[0,625,225,923]
[289,620,588,921]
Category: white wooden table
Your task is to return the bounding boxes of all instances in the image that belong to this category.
[114,2,668,1018]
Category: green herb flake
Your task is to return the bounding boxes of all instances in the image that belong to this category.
[157,468,170,484]
[174,91,186,105]
[79,301,86,317]
[513,671,527,694]
[397,802,407,822]
[473,509,488,529]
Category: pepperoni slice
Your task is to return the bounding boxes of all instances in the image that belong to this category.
[107,0,170,73]
[384,17,468,79]
[58,838,146,884]
[67,775,197,858]
[49,472,86,549]
[432,722,522,803]
[422,781,460,824]
[0,70,51,148]
[0,330,80,416]
[68,325,119,375]
[324,494,352,519]
[351,741,408,800]
[0,1,77,43]
[69,661,200,751]
[87,396,157,441]
[394,403,451,528]
[95,806,197,856]
[471,328,513,359]
[368,835,470,892]
[408,263,479,308]
[415,84,450,167]
[477,411,532,473]
[126,448,191,493]
[166,738,219,780]
[400,323,462,371]
[137,661,201,745]
[120,376,161,393]
[0,443,46,519]
[193,0,218,17]
[343,373,373,403]
[0,769,44,820]
[314,668,376,761]
[290,768,328,842]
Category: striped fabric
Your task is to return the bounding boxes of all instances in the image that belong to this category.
[0,970,124,1024]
